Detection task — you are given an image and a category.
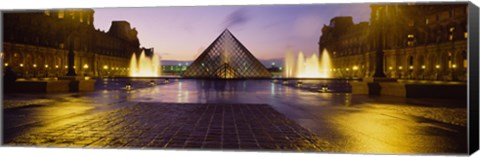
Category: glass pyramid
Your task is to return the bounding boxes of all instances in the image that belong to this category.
[183,29,272,79]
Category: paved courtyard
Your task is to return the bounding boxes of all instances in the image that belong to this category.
[2,79,468,154]
[5,103,329,151]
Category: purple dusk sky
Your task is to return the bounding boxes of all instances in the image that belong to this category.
[93,3,371,61]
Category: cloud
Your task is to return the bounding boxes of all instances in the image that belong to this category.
[222,8,250,29]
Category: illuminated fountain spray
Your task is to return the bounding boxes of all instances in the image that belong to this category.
[319,49,332,78]
[284,49,332,78]
[129,50,161,77]
[284,50,295,77]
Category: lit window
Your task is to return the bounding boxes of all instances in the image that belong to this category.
[58,10,64,19]
[464,59,467,68]
[79,13,84,23]
[449,35,453,41]
[407,34,414,38]
[450,27,455,32]
[425,18,429,24]
[464,32,468,39]
[44,10,50,16]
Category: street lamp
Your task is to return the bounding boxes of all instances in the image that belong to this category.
[83,64,89,76]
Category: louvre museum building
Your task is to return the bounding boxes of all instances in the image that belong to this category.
[2,9,143,78]
[319,4,467,81]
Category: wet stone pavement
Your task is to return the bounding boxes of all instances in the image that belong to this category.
[2,79,468,154]
[5,103,329,151]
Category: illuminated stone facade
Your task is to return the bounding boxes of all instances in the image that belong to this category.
[2,9,142,77]
[319,3,468,81]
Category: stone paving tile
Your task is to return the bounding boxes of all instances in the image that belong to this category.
[5,103,331,151]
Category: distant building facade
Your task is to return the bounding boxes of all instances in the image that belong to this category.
[2,9,142,77]
[319,3,468,81]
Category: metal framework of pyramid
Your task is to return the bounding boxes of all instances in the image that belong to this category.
[183,29,272,79]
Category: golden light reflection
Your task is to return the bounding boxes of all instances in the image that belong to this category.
[10,101,100,147]
[335,106,418,154]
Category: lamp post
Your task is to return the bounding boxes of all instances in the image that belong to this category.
[66,40,77,76]
[373,6,387,78]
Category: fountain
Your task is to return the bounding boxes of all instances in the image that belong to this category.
[129,50,161,77]
[284,49,332,78]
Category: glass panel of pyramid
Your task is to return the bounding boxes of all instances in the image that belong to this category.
[183,29,272,79]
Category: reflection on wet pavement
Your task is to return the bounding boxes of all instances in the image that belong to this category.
[7,103,332,151]
[3,79,468,154]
